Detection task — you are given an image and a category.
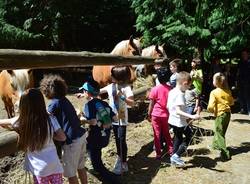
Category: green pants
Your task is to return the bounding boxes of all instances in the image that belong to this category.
[212,112,231,159]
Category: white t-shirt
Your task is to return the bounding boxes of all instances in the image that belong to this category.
[101,83,133,126]
[167,87,188,127]
[11,115,63,177]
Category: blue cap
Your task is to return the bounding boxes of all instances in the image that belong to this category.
[79,82,99,95]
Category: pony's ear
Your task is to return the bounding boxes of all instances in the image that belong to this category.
[161,43,165,47]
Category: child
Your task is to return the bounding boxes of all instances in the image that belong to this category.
[80,80,121,184]
[100,66,134,175]
[190,58,203,95]
[169,59,181,88]
[40,74,87,184]
[0,88,66,184]
[207,72,234,160]
[167,71,200,166]
[148,67,173,159]
[185,85,201,115]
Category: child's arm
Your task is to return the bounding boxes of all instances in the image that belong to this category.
[54,129,66,142]
[123,96,134,107]
[176,106,200,120]
[207,92,216,114]
[0,117,18,128]
[147,99,155,121]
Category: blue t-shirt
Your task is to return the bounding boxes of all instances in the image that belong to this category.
[48,97,85,145]
[84,98,115,149]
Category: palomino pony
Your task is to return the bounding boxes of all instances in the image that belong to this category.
[0,69,34,118]
[135,44,167,76]
[92,36,142,87]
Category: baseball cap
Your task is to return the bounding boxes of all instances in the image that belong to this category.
[79,81,99,95]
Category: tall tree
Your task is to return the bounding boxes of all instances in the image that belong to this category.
[131,0,250,61]
[0,0,136,51]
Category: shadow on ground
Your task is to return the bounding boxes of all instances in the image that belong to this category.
[122,141,170,184]
[232,119,250,124]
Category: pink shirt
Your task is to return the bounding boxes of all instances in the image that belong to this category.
[149,84,171,117]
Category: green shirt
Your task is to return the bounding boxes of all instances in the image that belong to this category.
[191,69,203,94]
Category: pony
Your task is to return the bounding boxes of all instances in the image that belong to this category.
[0,69,34,118]
[92,36,142,87]
[135,44,167,77]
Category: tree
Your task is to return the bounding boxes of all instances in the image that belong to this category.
[131,0,250,61]
[0,0,136,51]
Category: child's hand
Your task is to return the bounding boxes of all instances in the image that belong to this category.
[75,93,84,98]
[192,114,200,120]
[146,114,151,122]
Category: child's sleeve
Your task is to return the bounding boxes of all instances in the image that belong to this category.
[49,115,61,132]
[47,100,59,114]
[148,87,156,100]
[207,92,216,113]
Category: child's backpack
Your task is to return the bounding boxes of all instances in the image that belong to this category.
[95,101,112,127]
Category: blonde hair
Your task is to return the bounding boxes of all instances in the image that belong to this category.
[177,71,191,84]
[213,72,228,89]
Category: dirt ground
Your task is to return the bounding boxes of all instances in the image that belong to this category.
[0,94,250,184]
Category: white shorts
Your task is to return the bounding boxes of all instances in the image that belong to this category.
[62,133,87,178]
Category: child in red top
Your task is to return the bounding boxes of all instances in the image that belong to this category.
[148,67,173,159]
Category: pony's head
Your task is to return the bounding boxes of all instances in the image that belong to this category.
[111,36,142,56]
[7,69,34,113]
[141,44,167,58]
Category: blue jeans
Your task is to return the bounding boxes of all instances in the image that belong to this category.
[113,125,128,162]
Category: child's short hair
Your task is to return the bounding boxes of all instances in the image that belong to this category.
[169,58,181,72]
[40,74,67,99]
[111,66,131,83]
[79,80,100,96]
[213,72,228,89]
[176,71,192,84]
[156,67,170,84]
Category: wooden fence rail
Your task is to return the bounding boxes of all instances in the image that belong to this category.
[0,49,163,70]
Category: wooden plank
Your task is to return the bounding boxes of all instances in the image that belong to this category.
[0,129,18,158]
[0,49,162,70]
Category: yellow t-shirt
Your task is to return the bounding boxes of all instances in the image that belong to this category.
[207,88,234,117]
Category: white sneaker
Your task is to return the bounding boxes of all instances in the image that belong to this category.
[122,162,128,172]
[170,154,185,167]
[112,157,122,175]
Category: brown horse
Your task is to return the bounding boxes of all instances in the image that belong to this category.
[92,36,142,87]
[135,44,167,76]
[0,69,34,118]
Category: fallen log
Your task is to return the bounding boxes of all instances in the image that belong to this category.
[0,129,18,158]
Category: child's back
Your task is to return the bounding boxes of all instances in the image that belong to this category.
[149,84,171,117]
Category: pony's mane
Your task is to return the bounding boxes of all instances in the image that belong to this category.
[11,69,30,94]
[142,45,167,58]
[111,39,141,56]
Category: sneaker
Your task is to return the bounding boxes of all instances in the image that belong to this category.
[112,157,122,175]
[170,154,185,166]
[122,162,129,172]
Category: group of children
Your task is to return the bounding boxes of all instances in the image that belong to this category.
[0,57,235,183]
[148,58,234,166]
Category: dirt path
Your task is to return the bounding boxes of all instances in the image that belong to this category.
[0,95,250,184]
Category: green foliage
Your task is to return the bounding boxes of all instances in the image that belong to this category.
[0,0,135,51]
[131,0,250,61]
